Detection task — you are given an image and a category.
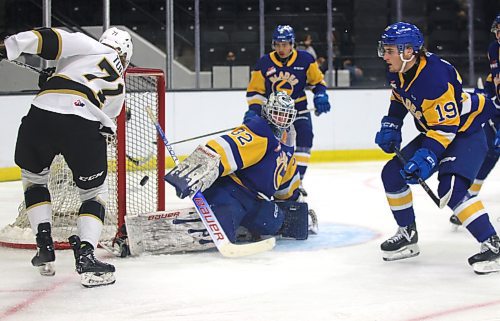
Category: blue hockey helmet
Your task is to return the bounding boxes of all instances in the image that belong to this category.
[272,25,295,45]
[378,22,424,57]
[491,13,500,33]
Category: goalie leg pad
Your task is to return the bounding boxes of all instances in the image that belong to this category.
[276,201,309,240]
[125,208,216,255]
[241,200,285,237]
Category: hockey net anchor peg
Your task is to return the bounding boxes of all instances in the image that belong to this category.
[144,106,276,257]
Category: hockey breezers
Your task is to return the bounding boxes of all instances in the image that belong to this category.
[394,147,452,209]
[145,106,276,257]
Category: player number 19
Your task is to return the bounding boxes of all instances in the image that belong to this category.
[435,101,457,122]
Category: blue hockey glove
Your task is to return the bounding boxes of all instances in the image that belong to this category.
[400,148,437,184]
[375,116,403,153]
[313,92,331,115]
[494,128,500,155]
[243,109,257,123]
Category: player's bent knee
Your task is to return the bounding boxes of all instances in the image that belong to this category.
[381,158,405,192]
[78,183,109,204]
[438,174,469,209]
[243,201,284,236]
[79,199,106,223]
[277,201,309,240]
[24,184,51,209]
[21,168,50,189]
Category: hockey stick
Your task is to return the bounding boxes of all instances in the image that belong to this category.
[168,108,316,146]
[393,146,452,209]
[144,106,276,257]
[2,58,52,75]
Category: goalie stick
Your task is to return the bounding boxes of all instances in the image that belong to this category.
[144,106,276,257]
[393,146,453,209]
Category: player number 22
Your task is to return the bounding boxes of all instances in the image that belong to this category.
[435,102,457,122]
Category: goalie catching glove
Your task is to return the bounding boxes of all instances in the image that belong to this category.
[165,145,221,199]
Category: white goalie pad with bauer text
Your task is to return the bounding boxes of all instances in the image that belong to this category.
[125,207,216,255]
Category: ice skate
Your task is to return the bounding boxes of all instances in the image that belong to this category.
[31,222,55,276]
[468,235,500,275]
[381,222,419,261]
[69,235,116,288]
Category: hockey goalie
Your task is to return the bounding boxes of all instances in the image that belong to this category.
[124,91,318,256]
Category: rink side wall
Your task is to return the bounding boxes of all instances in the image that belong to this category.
[0,89,420,181]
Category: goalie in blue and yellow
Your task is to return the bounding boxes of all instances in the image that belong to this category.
[245,25,331,196]
[374,22,500,274]
[165,92,317,243]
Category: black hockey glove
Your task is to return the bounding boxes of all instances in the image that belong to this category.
[38,67,56,89]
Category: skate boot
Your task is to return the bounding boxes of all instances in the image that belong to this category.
[31,222,55,276]
[381,222,419,261]
[468,235,500,275]
[69,235,116,288]
[449,214,462,231]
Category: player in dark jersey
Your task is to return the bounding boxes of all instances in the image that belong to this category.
[166,92,316,244]
[374,22,500,274]
[245,25,331,197]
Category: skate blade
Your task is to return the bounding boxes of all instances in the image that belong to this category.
[38,262,55,276]
[382,244,420,261]
[81,272,116,288]
[471,260,500,275]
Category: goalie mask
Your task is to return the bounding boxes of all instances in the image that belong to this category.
[99,27,133,69]
[262,91,297,130]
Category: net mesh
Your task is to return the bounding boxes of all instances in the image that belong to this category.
[0,68,165,249]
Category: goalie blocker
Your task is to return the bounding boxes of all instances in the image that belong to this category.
[124,202,314,256]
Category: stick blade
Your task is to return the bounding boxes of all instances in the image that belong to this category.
[219,237,276,258]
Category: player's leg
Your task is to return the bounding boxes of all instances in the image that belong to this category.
[439,130,500,274]
[203,177,251,243]
[62,116,115,287]
[379,136,423,261]
[14,106,58,276]
[293,112,313,196]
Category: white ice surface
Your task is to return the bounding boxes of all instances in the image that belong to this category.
[1,161,500,321]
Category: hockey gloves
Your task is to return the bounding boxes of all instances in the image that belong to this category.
[494,128,500,155]
[313,92,331,115]
[400,148,437,184]
[165,145,221,199]
[38,67,56,89]
[375,116,403,153]
[243,109,257,124]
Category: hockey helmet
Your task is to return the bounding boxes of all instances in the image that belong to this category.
[263,91,297,129]
[378,22,424,57]
[272,25,295,46]
[491,13,500,34]
[99,27,133,68]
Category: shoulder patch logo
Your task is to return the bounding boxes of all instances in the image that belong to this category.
[266,66,277,77]
[73,99,85,107]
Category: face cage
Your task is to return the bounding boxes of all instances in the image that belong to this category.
[265,104,297,129]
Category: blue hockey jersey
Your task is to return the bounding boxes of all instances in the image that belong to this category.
[246,49,326,113]
[206,115,301,201]
[387,52,495,158]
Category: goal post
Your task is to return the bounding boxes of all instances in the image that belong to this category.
[0,67,166,250]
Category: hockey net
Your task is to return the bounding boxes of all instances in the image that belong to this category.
[0,67,166,249]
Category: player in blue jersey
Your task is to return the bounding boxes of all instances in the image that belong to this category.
[165,91,317,244]
[449,13,500,228]
[375,22,500,274]
[245,25,331,197]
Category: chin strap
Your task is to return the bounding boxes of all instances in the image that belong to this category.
[399,53,415,73]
